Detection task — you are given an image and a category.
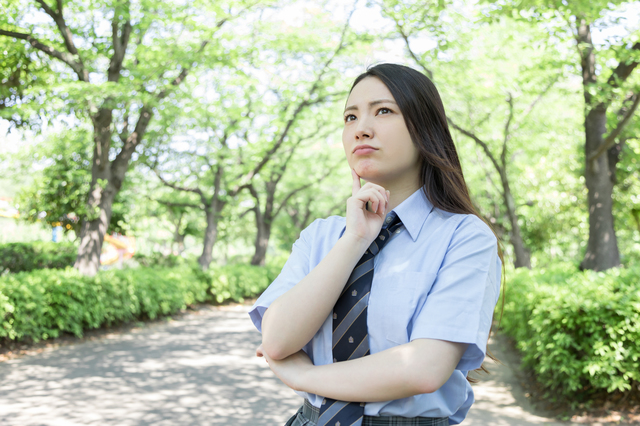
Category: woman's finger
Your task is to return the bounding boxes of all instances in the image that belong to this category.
[360,182,389,203]
[351,168,361,197]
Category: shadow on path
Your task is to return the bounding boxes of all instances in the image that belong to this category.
[0,306,301,425]
[0,305,568,425]
[464,333,564,425]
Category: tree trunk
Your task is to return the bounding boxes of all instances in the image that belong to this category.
[251,215,271,266]
[74,188,115,275]
[580,106,620,270]
[250,181,276,266]
[197,164,226,270]
[500,173,530,268]
[198,208,218,270]
[75,106,153,275]
[74,110,115,276]
[173,213,185,254]
[578,21,621,271]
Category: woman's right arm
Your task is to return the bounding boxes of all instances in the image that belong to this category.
[261,170,389,361]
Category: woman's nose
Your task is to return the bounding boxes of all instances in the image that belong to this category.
[355,116,372,139]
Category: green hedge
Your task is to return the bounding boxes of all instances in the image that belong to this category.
[0,266,208,341]
[198,262,284,303]
[0,260,285,343]
[132,252,188,268]
[500,263,640,402]
[0,242,76,274]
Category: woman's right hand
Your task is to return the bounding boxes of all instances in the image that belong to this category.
[344,168,390,247]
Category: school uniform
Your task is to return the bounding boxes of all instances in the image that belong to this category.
[249,188,502,425]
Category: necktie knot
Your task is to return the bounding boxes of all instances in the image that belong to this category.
[370,213,403,255]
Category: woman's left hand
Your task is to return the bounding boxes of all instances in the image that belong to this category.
[256,344,313,391]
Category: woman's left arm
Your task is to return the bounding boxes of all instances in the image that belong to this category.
[258,338,467,402]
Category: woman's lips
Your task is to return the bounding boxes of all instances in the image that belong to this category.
[353,147,377,155]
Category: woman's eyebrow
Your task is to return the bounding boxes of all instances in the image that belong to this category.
[344,99,397,113]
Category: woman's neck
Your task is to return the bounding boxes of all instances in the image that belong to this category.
[364,178,421,212]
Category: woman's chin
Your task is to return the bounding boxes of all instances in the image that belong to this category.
[354,165,382,181]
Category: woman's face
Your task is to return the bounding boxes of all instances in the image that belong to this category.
[342,76,421,189]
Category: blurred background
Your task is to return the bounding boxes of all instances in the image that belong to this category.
[0,0,639,417]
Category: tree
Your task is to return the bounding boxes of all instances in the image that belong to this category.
[245,130,342,266]
[485,0,640,270]
[12,127,133,237]
[379,2,567,268]
[0,0,268,275]
[0,36,51,128]
[150,8,357,269]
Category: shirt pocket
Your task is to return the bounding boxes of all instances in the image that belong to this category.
[369,271,422,346]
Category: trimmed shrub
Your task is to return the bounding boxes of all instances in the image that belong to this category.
[199,259,286,304]
[0,242,76,274]
[132,252,187,268]
[500,263,640,402]
[0,266,207,342]
[0,259,285,343]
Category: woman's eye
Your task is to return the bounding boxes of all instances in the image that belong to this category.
[376,107,392,115]
[344,114,356,122]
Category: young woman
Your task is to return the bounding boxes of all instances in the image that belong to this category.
[249,63,503,426]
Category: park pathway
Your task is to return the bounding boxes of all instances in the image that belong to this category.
[0,305,564,425]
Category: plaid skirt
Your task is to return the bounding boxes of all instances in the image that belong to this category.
[285,399,449,426]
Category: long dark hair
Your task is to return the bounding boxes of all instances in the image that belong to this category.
[349,63,505,380]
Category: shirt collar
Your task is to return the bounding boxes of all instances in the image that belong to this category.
[390,187,434,242]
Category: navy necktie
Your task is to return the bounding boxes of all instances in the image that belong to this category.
[318,212,404,426]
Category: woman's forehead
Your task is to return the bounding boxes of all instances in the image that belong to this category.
[345,77,395,109]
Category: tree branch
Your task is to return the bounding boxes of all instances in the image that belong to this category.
[231,11,351,192]
[34,0,88,81]
[151,197,201,210]
[511,75,559,134]
[394,19,434,79]
[154,169,207,206]
[0,29,86,80]
[273,159,341,219]
[588,92,640,162]
[501,93,514,168]
[447,118,502,173]
[109,1,133,83]
[605,42,640,90]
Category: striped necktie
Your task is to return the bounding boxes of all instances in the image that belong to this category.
[318,212,404,426]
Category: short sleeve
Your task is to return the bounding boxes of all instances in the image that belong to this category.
[248,220,317,333]
[409,216,501,371]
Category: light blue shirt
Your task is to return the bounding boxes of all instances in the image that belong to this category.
[249,188,501,424]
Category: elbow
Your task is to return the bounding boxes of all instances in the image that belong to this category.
[412,367,455,394]
[414,378,442,395]
[261,324,292,360]
[261,339,290,361]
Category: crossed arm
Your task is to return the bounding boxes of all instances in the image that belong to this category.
[258,336,467,402]
[258,232,467,402]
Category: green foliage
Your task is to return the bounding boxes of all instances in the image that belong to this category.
[133,252,188,268]
[197,260,286,304]
[15,128,92,235]
[0,33,52,127]
[0,259,285,342]
[0,241,76,274]
[13,128,135,236]
[500,264,640,402]
[0,266,207,342]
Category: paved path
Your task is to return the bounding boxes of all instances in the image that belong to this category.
[0,305,564,425]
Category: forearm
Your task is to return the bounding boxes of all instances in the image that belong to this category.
[296,339,467,402]
[261,233,369,360]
